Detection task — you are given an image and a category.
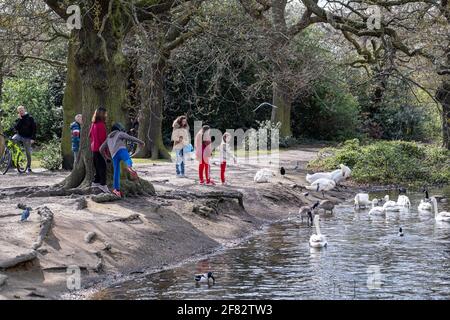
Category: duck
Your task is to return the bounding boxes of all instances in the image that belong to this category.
[309,215,327,248]
[318,200,335,214]
[382,195,401,212]
[398,227,404,237]
[195,272,216,285]
[397,195,411,208]
[354,193,371,209]
[305,178,336,197]
[369,199,386,216]
[431,197,450,222]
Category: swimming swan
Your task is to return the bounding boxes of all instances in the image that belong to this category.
[354,193,371,209]
[369,199,386,216]
[397,195,411,208]
[382,195,401,212]
[309,215,327,248]
[431,197,450,222]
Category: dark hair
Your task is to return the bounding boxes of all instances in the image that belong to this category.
[92,107,107,123]
[176,116,188,128]
[112,122,125,132]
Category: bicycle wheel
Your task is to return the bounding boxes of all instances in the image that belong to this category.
[0,148,11,175]
[14,143,27,173]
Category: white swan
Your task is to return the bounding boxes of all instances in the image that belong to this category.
[309,215,327,248]
[382,195,401,211]
[369,199,386,216]
[354,193,370,209]
[254,169,275,183]
[431,197,450,222]
[418,199,432,211]
[397,195,411,208]
[306,164,350,184]
[305,178,336,196]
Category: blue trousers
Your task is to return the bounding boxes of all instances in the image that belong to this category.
[176,149,185,176]
[113,148,133,190]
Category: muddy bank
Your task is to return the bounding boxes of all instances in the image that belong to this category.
[0,147,355,300]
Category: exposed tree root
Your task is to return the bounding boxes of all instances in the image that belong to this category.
[32,207,54,250]
[159,190,245,208]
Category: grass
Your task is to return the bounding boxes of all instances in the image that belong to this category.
[308,139,450,186]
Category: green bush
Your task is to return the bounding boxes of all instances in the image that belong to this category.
[308,139,450,185]
[40,138,62,171]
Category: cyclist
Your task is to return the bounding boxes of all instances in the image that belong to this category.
[12,106,36,173]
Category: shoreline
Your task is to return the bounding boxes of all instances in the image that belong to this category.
[1,146,443,300]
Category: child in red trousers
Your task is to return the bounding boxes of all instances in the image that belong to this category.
[195,125,215,185]
[219,133,237,185]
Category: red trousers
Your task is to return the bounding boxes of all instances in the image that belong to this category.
[220,161,227,183]
[199,162,210,183]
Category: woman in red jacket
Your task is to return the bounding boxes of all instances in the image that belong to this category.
[89,107,109,193]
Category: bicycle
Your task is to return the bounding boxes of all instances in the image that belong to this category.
[0,133,28,175]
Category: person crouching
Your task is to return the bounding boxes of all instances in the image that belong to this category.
[100,123,145,198]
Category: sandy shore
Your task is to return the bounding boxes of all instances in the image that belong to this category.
[0,146,354,300]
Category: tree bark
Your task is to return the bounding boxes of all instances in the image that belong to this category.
[135,56,171,160]
[60,1,155,195]
[270,0,292,138]
[436,81,450,149]
[61,35,83,170]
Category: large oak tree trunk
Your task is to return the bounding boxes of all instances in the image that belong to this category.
[0,50,4,157]
[436,81,450,149]
[60,1,154,195]
[61,36,83,170]
[135,57,171,160]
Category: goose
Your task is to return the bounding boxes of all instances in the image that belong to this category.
[354,193,371,209]
[382,195,401,212]
[298,202,319,225]
[397,195,411,208]
[369,199,386,216]
[318,200,335,214]
[309,215,327,248]
[398,227,404,237]
[195,272,216,285]
[431,197,450,222]
[305,178,336,197]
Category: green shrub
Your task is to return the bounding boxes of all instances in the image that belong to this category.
[40,138,62,171]
[308,139,450,186]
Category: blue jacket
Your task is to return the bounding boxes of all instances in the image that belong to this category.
[71,121,81,152]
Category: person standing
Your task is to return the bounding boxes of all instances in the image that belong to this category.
[89,107,109,193]
[71,114,82,167]
[195,125,215,185]
[219,133,237,185]
[12,106,36,173]
[172,116,190,178]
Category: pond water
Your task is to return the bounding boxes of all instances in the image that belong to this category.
[97,187,450,300]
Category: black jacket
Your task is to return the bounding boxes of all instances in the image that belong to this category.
[14,114,37,140]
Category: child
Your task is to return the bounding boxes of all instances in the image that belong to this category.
[219,133,237,185]
[89,107,108,193]
[99,123,145,197]
[194,125,215,185]
[172,116,190,177]
[71,114,82,167]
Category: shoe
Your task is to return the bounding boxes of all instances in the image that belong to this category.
[199,181,205,185]
[112,189,123,198]
[98,185,110,193]
[222,182,228,186]
[206,180,216,186]
[127,167,138,180]
[91,182,101,188]
[176,174,182,178]
[27,168,33,174]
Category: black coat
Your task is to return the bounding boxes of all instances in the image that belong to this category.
[14,114,37,140]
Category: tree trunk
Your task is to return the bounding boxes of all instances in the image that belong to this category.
[135,57,171,160]
[270,0,292,138]
[60,2,154,195]
[0,50,4,157]
[436,81,450,149]
[61,36,83,170]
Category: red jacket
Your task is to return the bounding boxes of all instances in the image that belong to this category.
[89,121,107,152]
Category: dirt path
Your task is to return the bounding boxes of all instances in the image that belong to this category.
[0,146,352,300]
